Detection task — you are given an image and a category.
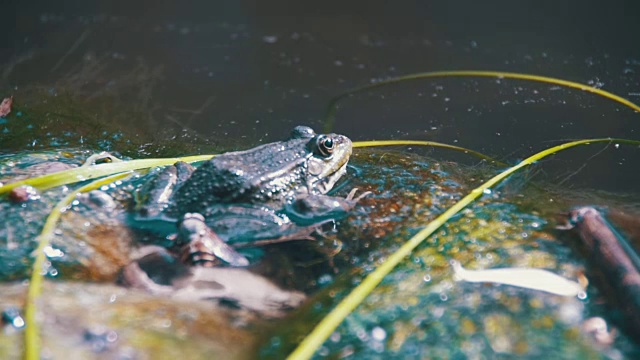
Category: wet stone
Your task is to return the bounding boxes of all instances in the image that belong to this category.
[8,185,40,203]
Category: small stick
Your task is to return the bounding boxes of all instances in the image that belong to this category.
[566,207,640,341]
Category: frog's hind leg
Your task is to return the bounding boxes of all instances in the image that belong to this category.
[174,213,250,267]
[134,161,195,219]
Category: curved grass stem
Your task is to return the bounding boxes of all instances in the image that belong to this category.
[23,172,131,360]
[323,70,640,132]
[353,140,506,166]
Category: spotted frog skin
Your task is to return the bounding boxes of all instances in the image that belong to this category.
[134,126,368,267]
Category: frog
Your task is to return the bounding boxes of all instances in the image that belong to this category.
[132,126,369,268]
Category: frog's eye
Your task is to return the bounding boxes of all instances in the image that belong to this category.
[316,135,335,157]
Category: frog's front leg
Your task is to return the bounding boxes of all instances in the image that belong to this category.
[134,161,194,219]
[174,213,250,267]
[285,188,371,226]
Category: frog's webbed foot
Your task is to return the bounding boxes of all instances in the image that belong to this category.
[234,220,333,248]
[345,187,372,203]
[285,188,371,226]
[174,213,250,267]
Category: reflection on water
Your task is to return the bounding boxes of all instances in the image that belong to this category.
[1,0,640,358]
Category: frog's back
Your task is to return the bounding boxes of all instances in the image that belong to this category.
[213,138,310,181]
[174,138,310,212]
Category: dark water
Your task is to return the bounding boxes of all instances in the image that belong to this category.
[2,0,640,191]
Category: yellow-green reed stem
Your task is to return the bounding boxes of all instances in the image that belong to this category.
[0,155,214,195]
[324,70,640,132]
[23,172,131,360]
[287,137,640,360]
[353,140,506,166]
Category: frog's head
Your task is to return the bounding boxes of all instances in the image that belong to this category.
[292,126,352,195]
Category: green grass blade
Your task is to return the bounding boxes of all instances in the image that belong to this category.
[286,137,640,360]
[0,155,214,195]
[23,172,132,360]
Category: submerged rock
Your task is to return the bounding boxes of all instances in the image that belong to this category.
[0,281,260,360]
[120,246,306,317]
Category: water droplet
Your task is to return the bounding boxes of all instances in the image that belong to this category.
[44,246,64,258]
[13,316,25,328]
[330,332,341,342]
[371,326,387,341]
[270,336,281,346]
[262,35,278,44]
[318,274,333,285]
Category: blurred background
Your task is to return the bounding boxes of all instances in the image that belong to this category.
[1,0,639,191]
